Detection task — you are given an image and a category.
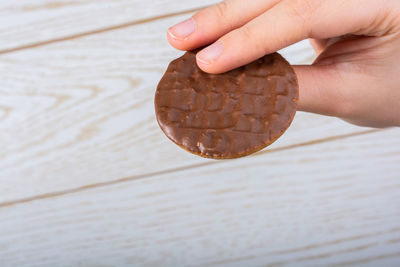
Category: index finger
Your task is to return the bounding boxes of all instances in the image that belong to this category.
[167,0,280,51]
[196,0,384,73]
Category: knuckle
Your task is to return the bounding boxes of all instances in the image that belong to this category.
[214,0,234,28]
[287,0,319,26]
[285,0,321,38]
[240,25,254,40]
[239,25,269,54]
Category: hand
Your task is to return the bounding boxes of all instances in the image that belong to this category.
[167,0,400,127]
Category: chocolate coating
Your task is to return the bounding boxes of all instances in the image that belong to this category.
[155,51,298,159]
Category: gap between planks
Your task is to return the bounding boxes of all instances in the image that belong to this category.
[0,8,386,212]
[0,128,382,209]
[0,5,210,55]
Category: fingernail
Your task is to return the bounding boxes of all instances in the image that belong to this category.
[168,18,196,40]
[197,41,224,65]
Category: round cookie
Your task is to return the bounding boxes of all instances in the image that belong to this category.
[155,51,298,159]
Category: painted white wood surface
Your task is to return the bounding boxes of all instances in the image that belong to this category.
[0,0,219,52]
[1,1,399,266]
[0,14,372,204]
[1,128,399,267]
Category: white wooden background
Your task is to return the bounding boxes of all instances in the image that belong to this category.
[0,1,399,266]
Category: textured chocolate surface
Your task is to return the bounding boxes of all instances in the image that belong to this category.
[155,51,298,159]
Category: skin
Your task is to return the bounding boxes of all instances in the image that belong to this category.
[167,0,400,127]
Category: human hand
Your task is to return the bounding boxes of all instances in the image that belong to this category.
[167,0,400,127]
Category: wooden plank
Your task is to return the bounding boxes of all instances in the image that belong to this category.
[0,14,373,204]
[0,0,219,53]
[0,128,399,266]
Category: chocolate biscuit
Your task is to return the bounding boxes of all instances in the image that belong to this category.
[155,51,298,159]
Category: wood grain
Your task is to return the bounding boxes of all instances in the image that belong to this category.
[0,0,219,53]
[0,13,374,204]
[0,128,399,267]
[2,1,399,266]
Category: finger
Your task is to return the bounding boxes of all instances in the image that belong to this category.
[196,0,385,73]
[293,65,347,117]
[167,0,281,51]
[295,63,375,120]
[294,64,400,128]
[309,38,328,54]
[312,35,372,65]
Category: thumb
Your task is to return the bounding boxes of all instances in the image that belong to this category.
[294,63,400,128]
[293,65,352,118]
